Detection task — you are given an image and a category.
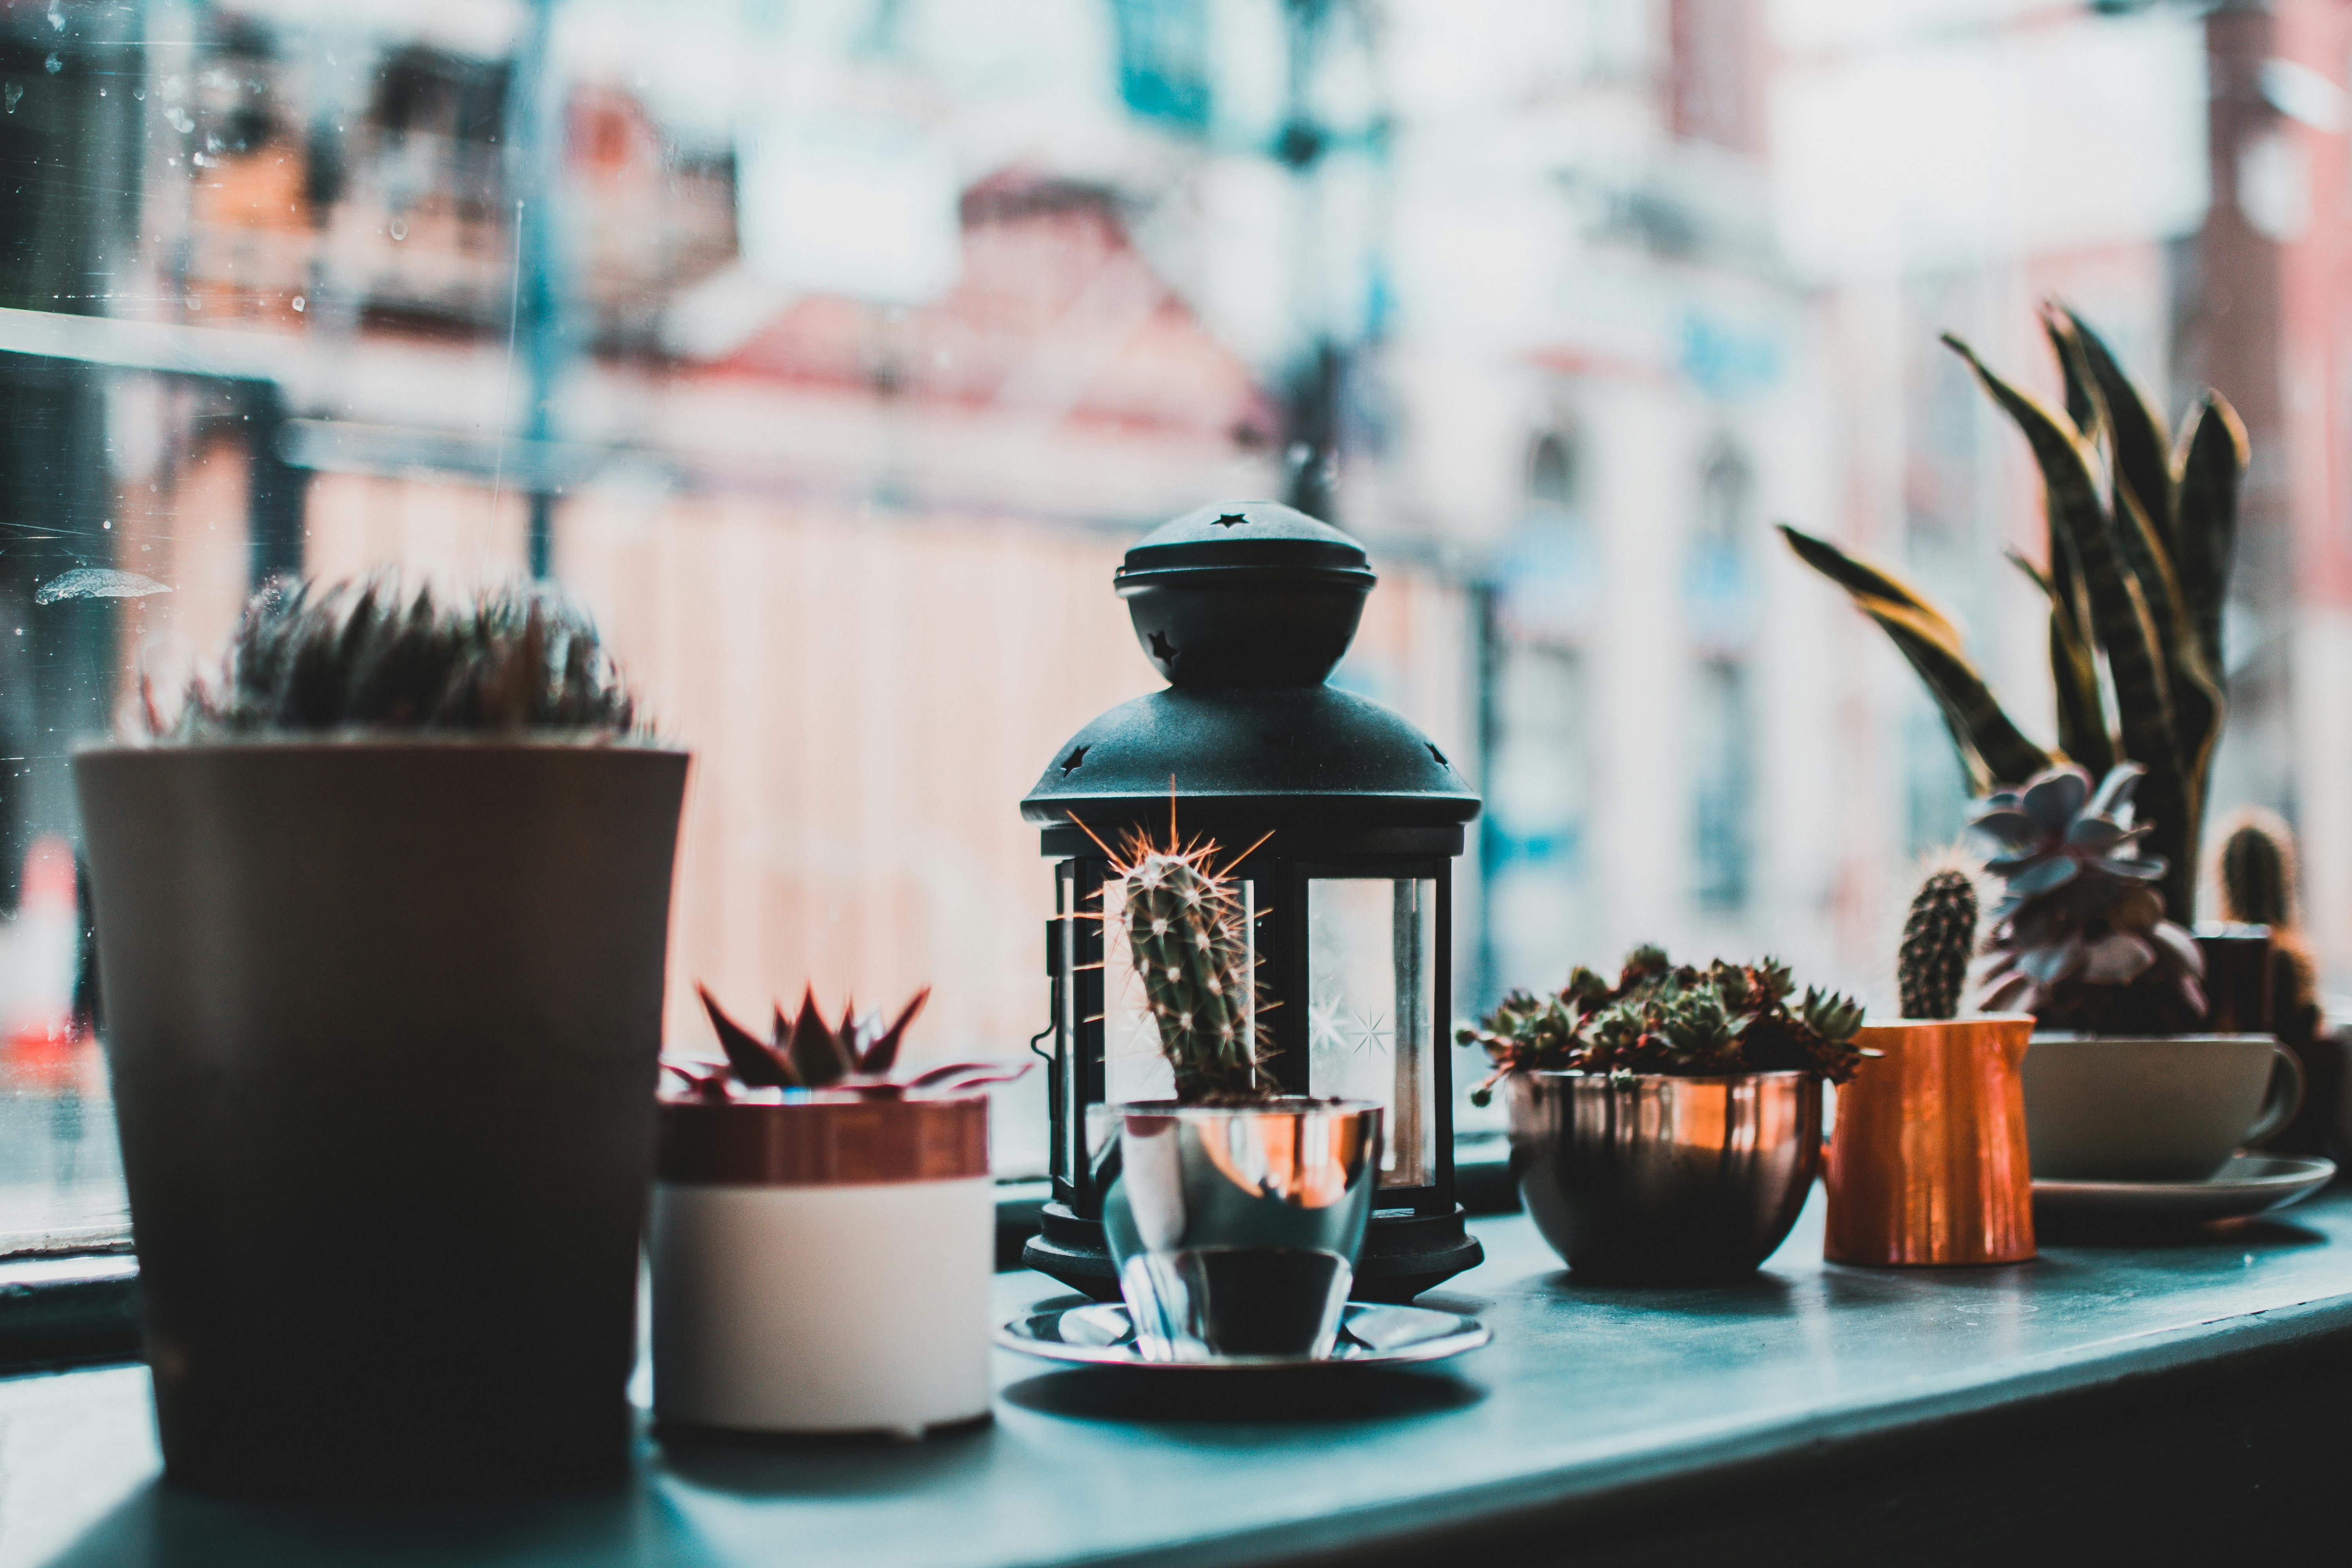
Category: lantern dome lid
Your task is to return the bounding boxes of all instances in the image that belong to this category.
[1021,684,1477,829]
[1024,501,1479,836]
[1115,500,1376,586]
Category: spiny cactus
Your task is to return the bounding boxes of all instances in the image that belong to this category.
[1119,839,1265,1102]
[1784,303,2247,929]
[668,984,1031,1100]
[148,570,641,740]
[1973,762,2204,1032]
[1898,869,1978,1020]
[1457,946,1867,1103]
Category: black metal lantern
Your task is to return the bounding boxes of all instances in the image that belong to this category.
[1021,501,1483,1302]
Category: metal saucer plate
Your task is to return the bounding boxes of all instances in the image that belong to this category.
[997,1301,1490,1370]
[2033,1153,2336,1226]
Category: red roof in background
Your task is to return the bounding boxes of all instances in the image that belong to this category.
[708,172,1275,443]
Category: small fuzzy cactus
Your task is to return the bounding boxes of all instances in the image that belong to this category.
[2218,812,2296,929]
[1121,842,1265,1102]
[2214,808,2320,1036]
[1898,869,1978,1020]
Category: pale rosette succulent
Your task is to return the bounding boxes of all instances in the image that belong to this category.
[1973,762,2205,1031]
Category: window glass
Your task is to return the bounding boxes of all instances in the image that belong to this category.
[0,2,2337,1245]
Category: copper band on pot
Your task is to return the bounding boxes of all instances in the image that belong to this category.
[656,1094,989,1186]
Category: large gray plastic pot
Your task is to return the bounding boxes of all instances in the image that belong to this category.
[75,741,689,1500]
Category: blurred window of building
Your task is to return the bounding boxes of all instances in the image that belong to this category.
[1684,438,1755,653]
[1669,0,1760,154]
[1691,657,1754,915]
[1688,439,1755,913]
[1481,426,1598,1006]
[1112,0,1212,134]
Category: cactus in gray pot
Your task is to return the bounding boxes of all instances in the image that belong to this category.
[148,570,641,740]
[1898,869,1978,1021]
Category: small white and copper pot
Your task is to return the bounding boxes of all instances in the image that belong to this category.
[650,1088,994,1437]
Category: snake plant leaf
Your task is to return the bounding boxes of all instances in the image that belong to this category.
[2172,392,2247,683]
[2056,305,2177,556]
[2043,309,2100,443]
[1775,523,1948,615]
[1860,596,2053,793]
[2100,446,2220,825]
[1947,331,2200,919]
[1779,524,2053,790]
[2007,548,2114,776]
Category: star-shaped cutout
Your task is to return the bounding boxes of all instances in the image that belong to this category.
[1148,630,1177,662]
[1211,512,1249,528]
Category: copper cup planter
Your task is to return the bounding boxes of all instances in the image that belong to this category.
[1824,1017,2037,1268]
[1506,1071,1822,1282]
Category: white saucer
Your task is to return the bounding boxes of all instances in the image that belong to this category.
[997,1301,1490,1370]
[2033,1153,2336,1227]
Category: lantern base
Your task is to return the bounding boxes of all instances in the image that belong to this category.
[1021,1201,1484,1304]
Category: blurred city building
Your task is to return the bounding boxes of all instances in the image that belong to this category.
[1,0,2348,1212]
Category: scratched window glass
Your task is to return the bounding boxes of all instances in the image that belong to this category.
[1,0,2334,1249]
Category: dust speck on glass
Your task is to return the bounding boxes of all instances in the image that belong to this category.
[0,0,2328,1252]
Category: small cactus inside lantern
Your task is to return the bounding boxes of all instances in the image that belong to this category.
[1897,868,1979,1021]
[1074,815,1274,1104]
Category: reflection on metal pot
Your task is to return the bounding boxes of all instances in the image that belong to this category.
[1104,1099,1381,1361]
[1508,1070,1820,1282]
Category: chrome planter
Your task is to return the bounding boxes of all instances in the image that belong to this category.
[1103,1099,1381,1361]
[1507,1071,1822,1281]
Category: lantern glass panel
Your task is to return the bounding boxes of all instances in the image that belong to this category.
[1306,877,1436,1189]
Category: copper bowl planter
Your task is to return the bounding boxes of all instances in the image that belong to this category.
[1506,1071,1822,1282]
[76,741,688,1499]
[652,1089,995,1437]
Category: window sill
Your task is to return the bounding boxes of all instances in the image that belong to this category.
[0,1149,1521,1374]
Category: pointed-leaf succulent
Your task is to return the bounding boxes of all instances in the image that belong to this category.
[667,984,1031,1100]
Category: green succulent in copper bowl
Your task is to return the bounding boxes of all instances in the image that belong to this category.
[1973,761,2205,1033]
[1458,946,1867,1105]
